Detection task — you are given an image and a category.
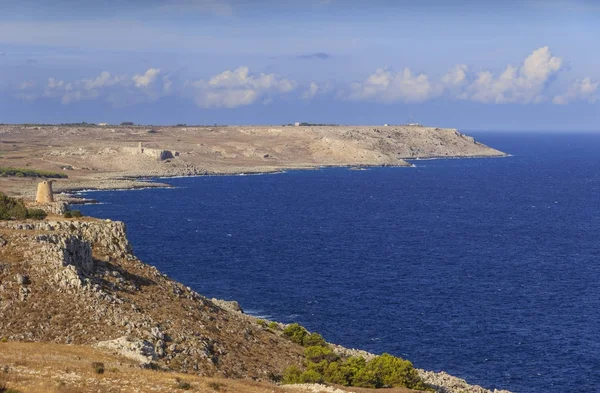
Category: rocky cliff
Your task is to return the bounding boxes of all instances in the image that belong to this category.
[0,219,303,379]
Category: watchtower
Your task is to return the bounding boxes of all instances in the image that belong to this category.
[35,180,54,203]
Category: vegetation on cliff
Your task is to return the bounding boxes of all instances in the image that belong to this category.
[281,323,430,390]
[0,167,67,179]
[0,193,47,220]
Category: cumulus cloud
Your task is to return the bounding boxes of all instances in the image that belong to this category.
[36,68,165,105]
[347,67,440,103]
[301,81,333,100]
[442,64,469,88]
[302,82,320,100]
[464,46,562,104]
[187,66,297,108]
[133,68,161,88]
[83,71,127,90]
[553,77,599,104]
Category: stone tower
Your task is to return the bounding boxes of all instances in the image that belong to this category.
[36,180,54,203]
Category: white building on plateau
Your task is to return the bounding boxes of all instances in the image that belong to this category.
[98,123,109,126]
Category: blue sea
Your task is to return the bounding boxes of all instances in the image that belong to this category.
[78,132,600,393]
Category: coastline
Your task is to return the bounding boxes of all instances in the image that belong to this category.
[56,155,510,203]
[66,165,515,393]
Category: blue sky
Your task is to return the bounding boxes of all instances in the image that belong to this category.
[0,0,598,130]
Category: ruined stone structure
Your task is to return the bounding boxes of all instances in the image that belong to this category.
[35,180,54,203]
[122,143,177,161]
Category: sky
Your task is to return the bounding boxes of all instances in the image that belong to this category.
[0,0,598,130]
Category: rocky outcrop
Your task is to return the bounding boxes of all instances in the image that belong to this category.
[96,336,157,364]
[418,370,513,393]
[0,218,304,378]
[0,219,132,256]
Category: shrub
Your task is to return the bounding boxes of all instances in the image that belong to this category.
[91,362,104,374]
[359,353,428,390]
[26,209,47,220]
[175,377,191,390]
[0,167,67,179]
[304,346,338,364]
[64,210,82,219]
[282,323,308,345]
[304,332,327,347]
[256,319,267,327]
[299,369,324,384]
[206,381,223,391]
[282,365,303,384]
[0,193,28,220]
[268,321,279,330]
[0,381,21,393]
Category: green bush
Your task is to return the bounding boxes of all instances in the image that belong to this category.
[0,167,67,179]
[304,346,338,364]
[282,365,303,384]
[358,353,428,390]
[268,321,279,330]
[283,352,429,390]
[304,332,327,347]
[282,323,308,345]
[299,369,324,384]
[0,193,28,220]
[257,319,267,327]
[26,209,47,220]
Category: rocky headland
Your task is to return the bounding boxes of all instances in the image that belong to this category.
[0,124,505,198]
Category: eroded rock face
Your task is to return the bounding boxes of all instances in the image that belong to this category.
[95,336,157,364]
[28,233,94,288]
[0,220,131,256]
[0,218,304,379]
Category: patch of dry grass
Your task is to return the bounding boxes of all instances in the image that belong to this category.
[0,342,291,393]
[0,342,423,393]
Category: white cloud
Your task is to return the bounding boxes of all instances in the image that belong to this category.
[347,67,440,103]
[36,68,164,105]
[83,71,126,90]
[442,64,468,88]
[553,77,599,105]
[302,82,320,100]
[188,66,297,108]
[464,46,562,104]
[133,68,161,88]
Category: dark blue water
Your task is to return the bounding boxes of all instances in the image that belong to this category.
[78,132,600,393]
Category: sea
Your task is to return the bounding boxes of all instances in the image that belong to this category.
[77,132,600,393]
